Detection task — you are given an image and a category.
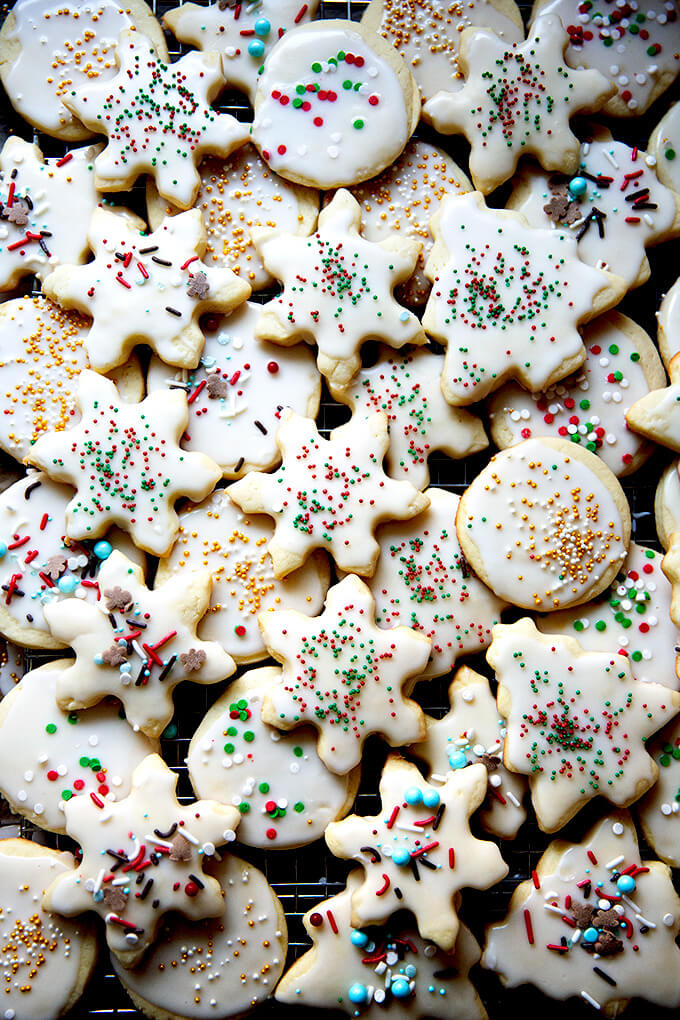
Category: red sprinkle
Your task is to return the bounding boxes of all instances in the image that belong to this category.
[532,869,540,889]
[294,3,308,22]
[326,909,338,934]
[375,873,391,896]
[386,805,400,829]
[56,153,73,167]
[524,909,534,945]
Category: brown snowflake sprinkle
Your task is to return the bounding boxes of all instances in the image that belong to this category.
[101,644,128,667]
[104,587,134,613]
[5,201,29,225]
[187,271,209,299]
[44,554,67,580]
[480,753,501,773]
[179,648,207,673]
[206,374,228,399]
[102,886,128,911]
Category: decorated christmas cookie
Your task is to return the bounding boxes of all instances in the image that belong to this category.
[487,618,680,831]
[457,437,631,611]
[368,487,506,679]
[276,870,487,1019]
[26,371,222,557]
[482,813,680,1014]
[662,532,680,629]
[146,145,320,291]
[0,838,97,1020]
[42,753,240,968]
[0,660,158,834]
[259,574,431,775]
[252,188,426,390]
[146,302,321,478]
[155,488,329,666]
[188,667,359,849]
[0,295,144,464]
[252,19,420,189]
[410,666,527,839]
[330,347,487,490]
[42,548,235,738]
[42,206,251,373]
[0,636,24,695]
[423,15,615,194]
[626,352,680,452]
[325,754,508,951]
[637,717,680,867]
[0,472,145,650]
[229,409,430,578]
[163,0,320,103]
[530,0,680,116]
[112,853,287,1020]
[651,100,680,195]
[487,311,666,477]
[61,30,249,209]
[361,0,523,105]
[342,139,472,306]
[423,192,625,406]
[0,137,104,291]
[537,543,680,689]
[655,458,680,550]
[657,273,680,371]
[0,0,168,140]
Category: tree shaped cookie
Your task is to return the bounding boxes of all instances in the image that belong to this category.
[42,206,251,373]
[276,870,487,1019]
[26,371,222,557]
[61,30,249,209]
[325,754,508,951]
[410,666,527,839]
[626,352,680,452]
[251,189,426,389]
[487,618,680,831]
[423,192,624,406]
[368,487,506,679]
[0,137,103,290]
[42,549,235,738]
[229,410,429,578]
[423,15,615,194]
[42,753,240,968]
[482,812,680,1013]
[258,574,431,774]
[329,346,487,490]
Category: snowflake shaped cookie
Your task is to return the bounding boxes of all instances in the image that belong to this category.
[487,618,680,831]
[62,30,249,209]
[0,137,104,290]
[42,753,240,968]
[483,812,680,1013]
[423,192,624,405]
[43,549,235,738]
[423,15,615,193]
[42,206,250,373]
[26,371,222,557]
[228,409,430,578]
[369,487,506,679]
[163,0,320,103]
[330,346,487,489]
[276,870,487,1019]
[626,352,680,452]
[252,189,426,389]
[325,754,508,951]
[410,666,528,839]
[258,574,431,774]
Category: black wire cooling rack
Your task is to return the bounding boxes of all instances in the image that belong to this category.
[1,0,680,1016]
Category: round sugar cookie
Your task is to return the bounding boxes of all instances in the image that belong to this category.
[658,274,680,372]
[656,459,680,550]
[112,852,287,1020]
[0,0,168,141]
[488,311,666,477]
[188,667,359,849]
[0,472,145,649]
[146,302,321,479]
[0,295,143,464]
[155,487,330,665]
[457,436,631,611]
[651,101,680,195]
[252,19,420,189]
[0,837,98,1020]
[0,660,158,834]
[146,145,319,291]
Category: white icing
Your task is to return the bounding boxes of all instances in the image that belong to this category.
[657,273,680,370]
[653,101,680,194]
[655,458,680,549]
[638,717,680,866]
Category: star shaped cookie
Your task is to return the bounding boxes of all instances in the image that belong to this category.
[325,754,508,951]
[43,548,234,737]
[487,618,680,831]
[229,409,429,578]
[258,574,431,774]
[423,15,616,193]
[251,189,426,389]
[42,753,240,968]
[423,192,624,405]
[42,206,251,373]
[62,30,249,209]
[26,370,222,557]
